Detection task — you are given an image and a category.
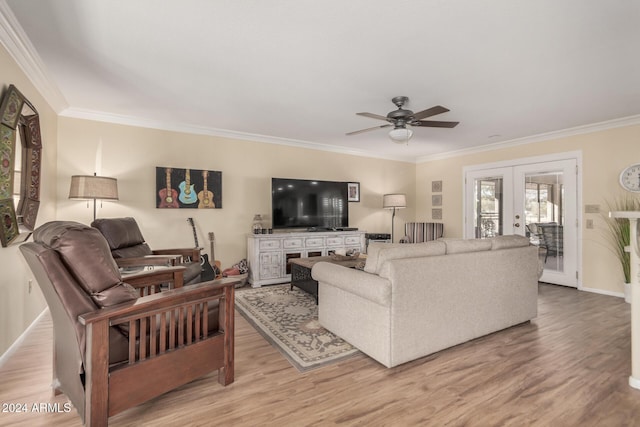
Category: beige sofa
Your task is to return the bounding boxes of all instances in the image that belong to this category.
[311,235,539,368]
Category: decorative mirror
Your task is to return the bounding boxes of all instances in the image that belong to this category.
[0,84,42,247]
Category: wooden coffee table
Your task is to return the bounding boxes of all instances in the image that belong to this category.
[289,255,363,304]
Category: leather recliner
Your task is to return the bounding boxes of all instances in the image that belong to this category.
[92,217,203,284]
[20,221,235,426]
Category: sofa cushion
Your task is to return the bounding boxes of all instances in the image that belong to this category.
[375,241,446,276]
[491,235,530,250]
[443,238,492,254]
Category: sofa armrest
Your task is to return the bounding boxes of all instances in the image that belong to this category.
[311,262,391,306]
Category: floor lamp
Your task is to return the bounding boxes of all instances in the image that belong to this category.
[383,194,407,243]
[69,173,119,221]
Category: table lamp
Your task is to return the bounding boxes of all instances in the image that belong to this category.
[69,173,119,220]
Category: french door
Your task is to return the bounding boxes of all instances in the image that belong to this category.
[465,158,578,287]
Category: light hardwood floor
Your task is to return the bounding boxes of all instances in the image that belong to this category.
[1,283,639,426]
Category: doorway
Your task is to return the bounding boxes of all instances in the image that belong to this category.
[464,155,580,287]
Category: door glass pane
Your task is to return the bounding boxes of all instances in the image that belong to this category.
[474,178,503,238]
[524,172,564,272]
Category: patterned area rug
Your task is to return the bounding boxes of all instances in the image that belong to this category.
[235,284,360,372]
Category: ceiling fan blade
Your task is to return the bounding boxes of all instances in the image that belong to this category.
[356,112,390,122]
[413,120,459,128]
[346,124,392,135]
[412,105,450,121]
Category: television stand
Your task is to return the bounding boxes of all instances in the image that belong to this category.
[247,230,366,287]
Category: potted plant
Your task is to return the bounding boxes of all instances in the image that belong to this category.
[603,196,640,302]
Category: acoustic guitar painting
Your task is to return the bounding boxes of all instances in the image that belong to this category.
[178,169,197,205]
[158,168,179,208]
[198,170,215,209]
[155,167,221,209]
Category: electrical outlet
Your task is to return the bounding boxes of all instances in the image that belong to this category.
[586,219,594,229]
[28,279,32,294]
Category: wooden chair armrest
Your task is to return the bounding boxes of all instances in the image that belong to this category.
[116,255,181,267]
[122,266,186,291]
[79,279,239,326]
[153,248,201,262]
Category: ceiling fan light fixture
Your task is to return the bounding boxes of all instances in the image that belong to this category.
[389,127,413,144]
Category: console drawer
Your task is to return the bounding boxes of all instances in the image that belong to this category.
[283,238,303,249]
[344,236,361,245]
[326,237,345,246]
[305,237,325,247]
[259,239,281,250]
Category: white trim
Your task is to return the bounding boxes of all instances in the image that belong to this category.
[418,115,640,163]
[0,1,68,112]
[463,150,584,173]
[0,308,48,369]
[630,376,640,390]
[59,107,415,163]
[59,109,640,167]
[578,285,624,299]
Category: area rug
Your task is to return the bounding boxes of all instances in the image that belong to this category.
[235,284,360,372]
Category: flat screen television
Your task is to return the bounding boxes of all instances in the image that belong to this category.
[272,178,349,230]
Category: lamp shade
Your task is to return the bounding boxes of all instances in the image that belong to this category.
[383,193,407,209]
[69,175,119,200]
[389,127,413,144]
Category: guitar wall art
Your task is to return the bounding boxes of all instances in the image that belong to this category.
[155,167,222,209]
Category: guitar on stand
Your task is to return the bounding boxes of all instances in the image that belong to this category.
[208,232,222,279]
[187,218,216,281]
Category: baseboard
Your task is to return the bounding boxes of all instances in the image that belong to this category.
[0,308,48,369]
[578,286,625,299]
[630,376,640,390]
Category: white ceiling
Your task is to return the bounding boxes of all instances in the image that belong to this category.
[3,0,640,162]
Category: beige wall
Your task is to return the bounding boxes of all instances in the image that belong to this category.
[57,118,416,269]
[416,125,640,294]
[0,45,57,356]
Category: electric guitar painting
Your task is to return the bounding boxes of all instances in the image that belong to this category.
[178,169,197,204]
[158,168,179,208]
[187,217,215,281]
[198,170,215,209]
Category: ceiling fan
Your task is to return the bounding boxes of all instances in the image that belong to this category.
[346,96,459,143]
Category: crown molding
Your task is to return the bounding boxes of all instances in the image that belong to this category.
[416,114,640,163]
[0,1,68,112]
[60,107,416,164]
[61,107,640,166]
